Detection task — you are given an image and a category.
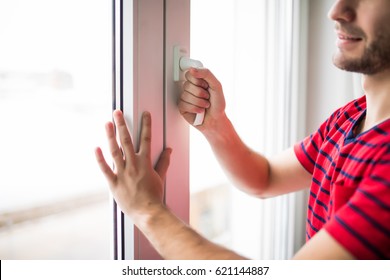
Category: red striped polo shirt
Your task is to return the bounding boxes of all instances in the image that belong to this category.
[294,95,390,259]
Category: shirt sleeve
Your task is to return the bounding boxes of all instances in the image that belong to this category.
[294,114,336,174]
[324,144,390,259]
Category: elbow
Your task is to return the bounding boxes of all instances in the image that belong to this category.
[237,183,273,200]
[253,189,273,200]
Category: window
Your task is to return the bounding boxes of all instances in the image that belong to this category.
[0,0,309,260]
[0,0,111,259]
[114,0,309,260]
[190,0,310,260]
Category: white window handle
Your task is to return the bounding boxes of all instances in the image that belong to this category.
[179,56,203,70]
[173,46,205,126]
[179,57,205,126]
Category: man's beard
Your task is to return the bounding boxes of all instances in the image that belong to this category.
[333,25,390,75]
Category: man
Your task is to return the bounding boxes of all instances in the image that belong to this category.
[95,0,390,259]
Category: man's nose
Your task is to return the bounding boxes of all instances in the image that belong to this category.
[328,0,356,23]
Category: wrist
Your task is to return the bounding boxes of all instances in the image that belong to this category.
[132,203,170,231]
[201,113,234,145]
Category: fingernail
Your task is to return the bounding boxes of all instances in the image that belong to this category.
[143,111,151,119]
[113,109,122,118]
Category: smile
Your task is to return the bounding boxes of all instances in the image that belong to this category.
[338,35,362,41]
[337,31,363,41]
[336,32,363,49]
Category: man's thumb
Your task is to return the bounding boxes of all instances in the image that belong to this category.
[155,148,172,179]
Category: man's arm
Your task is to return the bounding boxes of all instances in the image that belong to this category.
[293,230,355,260]
[136,204,247,259]
[179,68,311,198]
[95,110,355,260]
[95,110,246,259]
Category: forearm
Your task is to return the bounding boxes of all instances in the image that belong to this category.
[135,205,246,260]
[200,114,270,197]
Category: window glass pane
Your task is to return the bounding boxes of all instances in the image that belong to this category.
[189,0,235,247]
[0,0,111,259]
[190,0,270,259]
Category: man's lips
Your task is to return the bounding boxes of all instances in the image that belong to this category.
[337,32,363,41]
[336,31,363,49]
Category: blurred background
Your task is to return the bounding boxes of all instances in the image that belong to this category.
[0,0,112,259]
[0,0,361,259]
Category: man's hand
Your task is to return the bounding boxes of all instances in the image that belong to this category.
[178,68,227,130]
[95,110,172,223]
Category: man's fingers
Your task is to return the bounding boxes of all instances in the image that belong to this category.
[184,71,209,89]
[139,111,152,157]
[178,99,208,114]
[113,110,136,164]
[180,90,210,110]
[95,147,117,184]
[155,148,172,180]
[105,121,125,170]
[187,68,222,91]
[183,81,210,99]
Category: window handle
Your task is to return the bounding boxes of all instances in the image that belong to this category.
[179,57,204,126]
[173,46,205,126]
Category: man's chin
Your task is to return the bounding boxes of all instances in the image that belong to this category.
[332,52,368,73]
[332,56,358,72]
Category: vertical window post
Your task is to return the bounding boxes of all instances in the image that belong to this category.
[113,0,190,260]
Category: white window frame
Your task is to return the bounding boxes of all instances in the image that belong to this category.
[113,0,309,260]
[112,0,190,260]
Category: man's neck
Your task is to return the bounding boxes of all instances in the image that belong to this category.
[361,70,390,132]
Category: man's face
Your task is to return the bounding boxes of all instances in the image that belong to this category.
[328,0,390,75]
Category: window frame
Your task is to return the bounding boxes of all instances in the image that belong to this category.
[113,0,309,260]
[112,0,190,260]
